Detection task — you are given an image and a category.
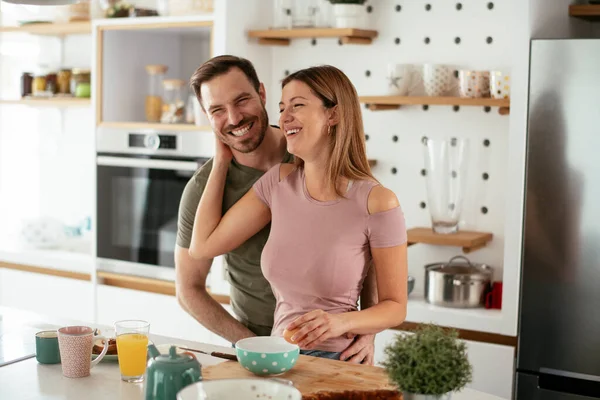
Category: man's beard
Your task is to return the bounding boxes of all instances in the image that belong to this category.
[222,107,269,154]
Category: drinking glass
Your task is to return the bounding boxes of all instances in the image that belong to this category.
[423,137,470,234]
[115,320,150,383]
[291,0,318,27]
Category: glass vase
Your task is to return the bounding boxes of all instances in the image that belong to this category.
[423,137,470,234]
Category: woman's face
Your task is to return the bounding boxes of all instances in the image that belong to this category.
[278,80,333,163]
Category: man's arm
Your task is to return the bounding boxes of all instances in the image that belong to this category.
[175,245,256,343]
[360,260,379,310]
[340,261,378,364]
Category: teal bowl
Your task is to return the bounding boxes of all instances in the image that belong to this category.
[235,336,300,376]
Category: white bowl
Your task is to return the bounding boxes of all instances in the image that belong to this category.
[177,379,302,400]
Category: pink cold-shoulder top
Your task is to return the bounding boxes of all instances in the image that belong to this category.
[253,164,407,352]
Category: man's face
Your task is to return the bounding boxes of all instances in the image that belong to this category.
[200,68,268,154]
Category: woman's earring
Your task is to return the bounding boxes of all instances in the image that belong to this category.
[328,125,332,135]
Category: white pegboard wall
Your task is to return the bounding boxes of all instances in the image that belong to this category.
[266,0,512,284]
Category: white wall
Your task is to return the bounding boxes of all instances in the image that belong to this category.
[254,0,516,336]
[0,31,94,251]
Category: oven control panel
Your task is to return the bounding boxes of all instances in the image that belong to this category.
[128,133,177,150]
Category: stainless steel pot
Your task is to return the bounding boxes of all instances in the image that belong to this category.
[424,256,493,308]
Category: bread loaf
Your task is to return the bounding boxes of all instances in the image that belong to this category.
[301,390,402,400]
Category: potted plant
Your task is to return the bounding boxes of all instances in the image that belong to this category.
[381,324,473,400]
[326,0,368,29]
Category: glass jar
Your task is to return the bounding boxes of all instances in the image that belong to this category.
[71,69,91,98]
[21,72,33,98]
[161,79,185,124]
[46,72,58,95]
[57,69,72,95]
[145,64,167,123]
[32,75,47,97]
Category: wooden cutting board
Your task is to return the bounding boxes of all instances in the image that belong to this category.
[202,355,397,395]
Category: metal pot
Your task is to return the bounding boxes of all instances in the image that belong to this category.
[424,256,493,308]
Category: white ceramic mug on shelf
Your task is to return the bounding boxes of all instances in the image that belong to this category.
[490,71,510,99]
[422,64,454,96]
[386,64,421,96]
[458,70,490,98]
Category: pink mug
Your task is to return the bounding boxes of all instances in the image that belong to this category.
[57,326,108,378]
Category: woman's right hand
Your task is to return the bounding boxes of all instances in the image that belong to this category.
[215,137,233,166]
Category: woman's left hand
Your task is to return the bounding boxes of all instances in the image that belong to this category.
[286,310,348,349]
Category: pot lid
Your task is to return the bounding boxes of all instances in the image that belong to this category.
[426,255,492,279]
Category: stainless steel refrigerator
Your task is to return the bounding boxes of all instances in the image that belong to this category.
[516,38,600,399]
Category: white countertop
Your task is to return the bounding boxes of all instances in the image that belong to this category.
[0,307,507,400]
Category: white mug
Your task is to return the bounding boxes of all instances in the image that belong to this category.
[386,64,421,96]
[458,70,490,98]
[490,71,510,99]
[423,64,454,96]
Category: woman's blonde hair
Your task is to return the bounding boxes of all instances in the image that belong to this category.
[281,65,376,197]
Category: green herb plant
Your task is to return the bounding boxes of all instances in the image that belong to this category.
[381,324,473,396]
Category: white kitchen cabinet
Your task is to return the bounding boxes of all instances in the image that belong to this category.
[374,329,515,399]
[0,269,93,323]
[97,18,212,128]
[95,284,233,346]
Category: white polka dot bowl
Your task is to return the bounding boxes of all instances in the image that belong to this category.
[234,336,300,376]
[177,378,302,400]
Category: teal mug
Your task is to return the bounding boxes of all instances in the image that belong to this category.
[36,330,61,364]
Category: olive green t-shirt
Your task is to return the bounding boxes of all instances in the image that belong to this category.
[176,151,293,337]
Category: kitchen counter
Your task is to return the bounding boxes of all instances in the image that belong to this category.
[0,307,507,399]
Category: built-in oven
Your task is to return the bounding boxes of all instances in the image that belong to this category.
[96,126,211,280]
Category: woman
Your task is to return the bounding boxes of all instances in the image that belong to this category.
[189,65,408,360]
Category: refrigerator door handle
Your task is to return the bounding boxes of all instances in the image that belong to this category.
[537,368,600,398]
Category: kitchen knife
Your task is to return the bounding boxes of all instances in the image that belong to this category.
[178,347,238,361]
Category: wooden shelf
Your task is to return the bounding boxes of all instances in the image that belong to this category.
[0,21,91,36]
[569,4,600,20]
[0,97,90,107]
[407,227,493,253]
[359,96,510,115]
[99,121,212,132]
[248,28,378,46]
[97,17,213,32]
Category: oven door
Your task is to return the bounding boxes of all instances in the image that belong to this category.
[96,155,207,273]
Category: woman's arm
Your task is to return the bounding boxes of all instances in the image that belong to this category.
[188,144,272,260]
[286,185,407,348]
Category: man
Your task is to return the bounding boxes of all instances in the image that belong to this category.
[175,55,377,364]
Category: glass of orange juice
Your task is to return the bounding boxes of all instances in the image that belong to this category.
[115,320,150,383]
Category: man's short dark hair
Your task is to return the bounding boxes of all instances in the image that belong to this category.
[190,55,261,108]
